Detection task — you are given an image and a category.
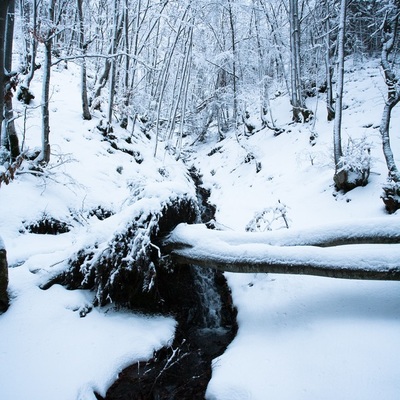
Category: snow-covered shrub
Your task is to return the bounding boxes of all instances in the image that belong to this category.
[335,136,371,191]
[246,200,290,232]
[381,179,400,214]
[23,213,71,235]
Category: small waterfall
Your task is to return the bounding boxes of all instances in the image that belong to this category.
[193,266,223,329]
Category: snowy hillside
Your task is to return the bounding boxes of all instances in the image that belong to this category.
[0,56,399,400]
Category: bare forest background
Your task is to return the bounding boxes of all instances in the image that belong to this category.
[0,0,400,206]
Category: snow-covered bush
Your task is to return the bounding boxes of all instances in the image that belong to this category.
[334,136,371,191]
[245,201,290,232]
[381,179,400,214]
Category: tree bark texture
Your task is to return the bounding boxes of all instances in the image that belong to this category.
[333,0,346,170]
[4,0,20,160]
[379,0,400,182]
[0,248,8,312]
[77,0,92,120]
[0,1,9,143]
[38,0,56,165]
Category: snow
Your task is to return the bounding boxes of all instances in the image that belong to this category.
[1,55,400,400]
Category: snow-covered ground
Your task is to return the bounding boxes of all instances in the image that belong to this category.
[0,57,400,399]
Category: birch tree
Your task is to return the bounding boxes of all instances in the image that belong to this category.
[37,0,56,165]
[379,0,400,212]
[332,0,347,189]
[77,0,92,120]
[332,0,370,192]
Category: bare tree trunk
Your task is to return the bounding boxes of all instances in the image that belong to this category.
[107,0,119,131]
[0,1,9,145]
[289,0,302,122]
[77,0,92,120]
[227,0,238,128]
[379,0,400,212]
[19,0,30,73]
[379,0,400,181]
[93,13,124,101]
[0,246,8,313]
[4,0,20,161]
[289,0,312,122]
[24,0,37,89]
[120,0,130,129]
[333,0,347,189]
[38,0,56,166]
[324,0,335,121]
[153,5,190,156]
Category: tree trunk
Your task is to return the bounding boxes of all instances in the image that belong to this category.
[0,245,8,313]
[107,0,119,131]
[333,0,347,190]
[379,0,400,212]
[0,1,9,144]
[289,0,302,122]
[325,1,335,121]
[93,13,124,101]
[227,0,238,128]
[77,0,92,120]
[163,222,400,281]
[4,0,20,161]
[288,0,312,122]
[24,0,37,89]
[379,0,400,182]
[38,0,56,166]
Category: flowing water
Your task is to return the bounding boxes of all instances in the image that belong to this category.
[98,264,237,400]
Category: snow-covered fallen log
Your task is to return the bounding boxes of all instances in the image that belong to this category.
[163,219,400,280]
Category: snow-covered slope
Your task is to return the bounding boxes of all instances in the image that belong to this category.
[0,58,399,400]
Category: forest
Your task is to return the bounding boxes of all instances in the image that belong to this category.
[0,0,400,399]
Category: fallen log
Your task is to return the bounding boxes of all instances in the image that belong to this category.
[163,220,400,281]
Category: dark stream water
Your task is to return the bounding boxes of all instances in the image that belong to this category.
[96,265,237,400]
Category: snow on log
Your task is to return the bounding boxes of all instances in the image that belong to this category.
[163,219,400,280]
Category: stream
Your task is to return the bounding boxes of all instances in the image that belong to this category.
[96,265,237,400]
[95,167,238,399]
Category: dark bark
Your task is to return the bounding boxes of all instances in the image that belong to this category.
[289,0,313,123]
[38,0,56,166]
[0,1,9,142]
[4,0,20,160]
[0,247,9,313]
